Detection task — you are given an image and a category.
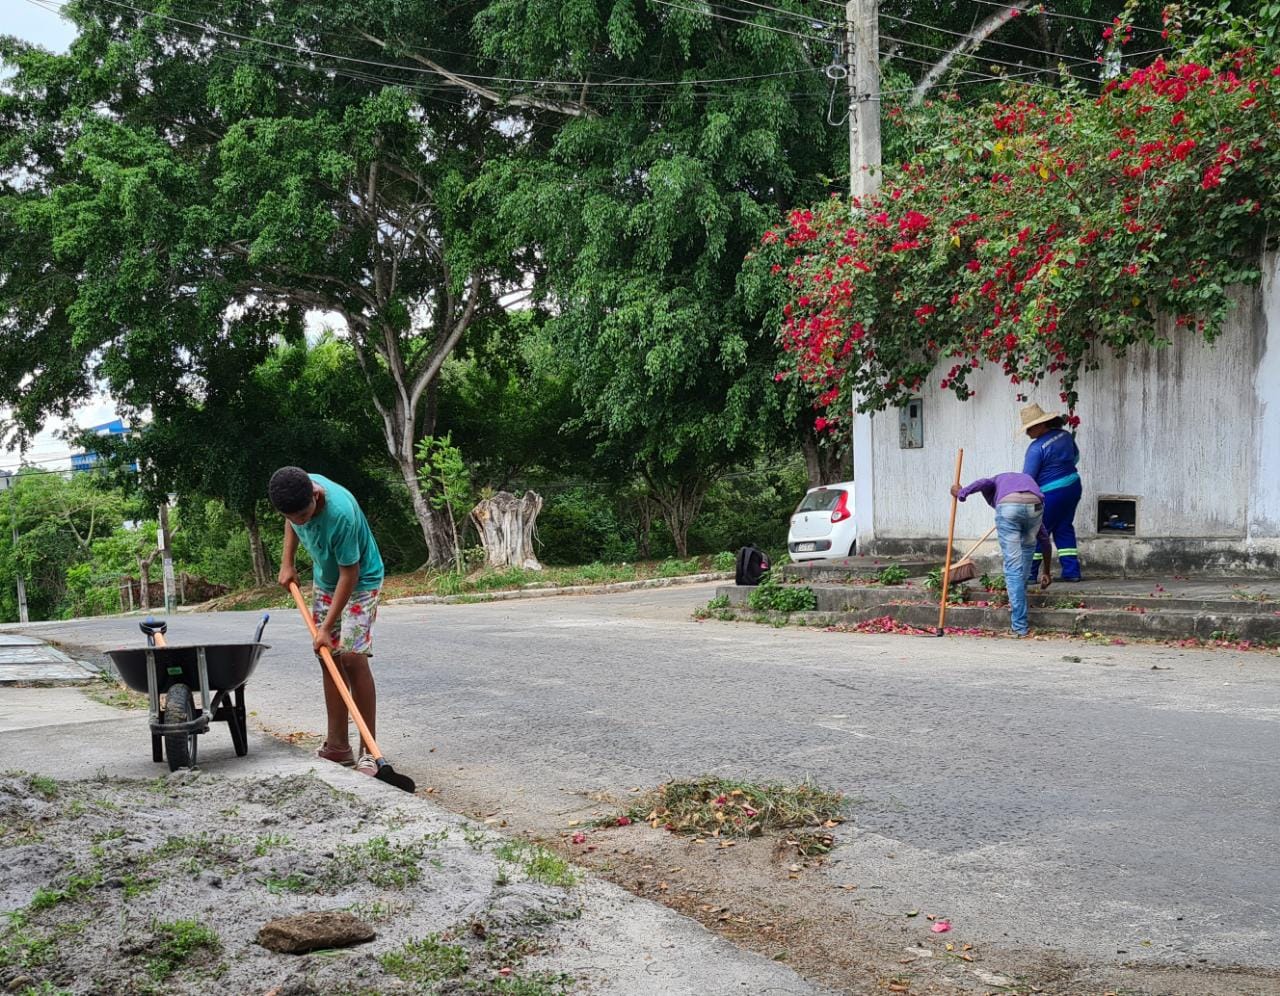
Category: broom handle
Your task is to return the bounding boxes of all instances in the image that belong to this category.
[937,449,964,633]
[953,525,997,566]
[288,582,384,763]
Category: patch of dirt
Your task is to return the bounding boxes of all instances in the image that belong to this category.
[0,772,582,995]
[419,779,1280,996]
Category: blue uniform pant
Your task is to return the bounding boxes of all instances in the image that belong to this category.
[1034,479,1082,580]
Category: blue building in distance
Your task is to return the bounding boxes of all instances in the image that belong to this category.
[70,419,129,472]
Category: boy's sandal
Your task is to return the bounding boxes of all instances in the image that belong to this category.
[316,742,355,766]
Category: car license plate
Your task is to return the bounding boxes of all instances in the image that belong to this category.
[795,542,816,552]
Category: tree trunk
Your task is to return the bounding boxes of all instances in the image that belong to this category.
[646,474,710,559]
[801,434,851,488]
[911,1,1036,105]
[245,510,272,587]
[470,492,543,570]
[136,550,158,610]
[633,495,656,560]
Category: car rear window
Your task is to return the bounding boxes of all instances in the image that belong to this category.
[796,488,844,512]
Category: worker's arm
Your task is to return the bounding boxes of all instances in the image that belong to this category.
[951,478,994,503]
[1022,440,1042,480]
[1037,525,1053,589]
[278,521,300,589]
[315,563,359,655]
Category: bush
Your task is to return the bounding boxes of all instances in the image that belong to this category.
[875,565,909,586]
[748,574,817,613]
[712,551,735,572]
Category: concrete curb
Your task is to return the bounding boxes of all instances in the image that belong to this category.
[388,572,731,605]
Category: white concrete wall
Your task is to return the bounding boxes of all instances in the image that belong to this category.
[862,253,1280,573]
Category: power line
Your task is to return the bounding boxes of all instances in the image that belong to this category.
[647,0,832,43]
[881,11,1169,66]
[968,0,1167,36]
[39,0,823,88]
[881,32,1101,88]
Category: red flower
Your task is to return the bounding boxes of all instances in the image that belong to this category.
[615,816,632,827]
[1171,139,1196,161]
[1201,165,1223,189]
[965,259,981,272]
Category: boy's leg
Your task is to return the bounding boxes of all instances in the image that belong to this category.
[995,505,1029,635]
[312,589,353,757]
[334,589,380,764]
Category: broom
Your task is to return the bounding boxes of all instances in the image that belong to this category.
[946,525,997,584]
[288,582,416,794]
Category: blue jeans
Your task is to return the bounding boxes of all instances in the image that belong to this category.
[996,501,1044,635]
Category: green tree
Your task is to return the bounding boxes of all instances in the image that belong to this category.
[474,0,845,553]
[0,0,537,566]
[0,469,128,620]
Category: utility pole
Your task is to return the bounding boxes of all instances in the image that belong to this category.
[847,0,882,555]
[846,0,882,203]
[158,497,176,615]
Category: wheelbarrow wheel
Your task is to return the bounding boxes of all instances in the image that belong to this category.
[163,683,198,771]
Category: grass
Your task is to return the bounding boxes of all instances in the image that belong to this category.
[329,835,436,890]
[252,833,291,857]
[693,593,734,621]
[27,775,58,798]
[627,777,845,839]
[379,934,469,986]
[747,575,817,613]
[83,673,149,711]
[493,842,580,888]
[29,869,102,911]
[145,920,221,981]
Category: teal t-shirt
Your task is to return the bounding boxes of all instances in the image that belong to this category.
[292,474,384,592]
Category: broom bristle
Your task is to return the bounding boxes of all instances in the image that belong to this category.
[946,559,978,583]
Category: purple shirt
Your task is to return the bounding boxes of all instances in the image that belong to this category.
[957,472,1044,507]
[957,472,1052,561]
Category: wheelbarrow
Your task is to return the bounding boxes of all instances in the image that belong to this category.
[106,615,270,772]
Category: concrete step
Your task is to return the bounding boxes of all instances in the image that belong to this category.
[717,584,1280,643]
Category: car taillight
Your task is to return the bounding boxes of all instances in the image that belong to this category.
[830,490,851,523]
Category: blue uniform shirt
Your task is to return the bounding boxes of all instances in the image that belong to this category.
[1023,428,1080,492]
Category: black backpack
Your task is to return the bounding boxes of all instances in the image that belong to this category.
[735,545,771,586]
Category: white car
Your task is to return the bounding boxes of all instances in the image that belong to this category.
[788,481,857,562]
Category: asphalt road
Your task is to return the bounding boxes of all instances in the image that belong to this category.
[20,584,1280,975]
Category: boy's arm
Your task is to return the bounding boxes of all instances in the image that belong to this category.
[278,521,300,589]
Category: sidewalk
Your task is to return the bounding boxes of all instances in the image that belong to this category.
[0,658,830,996]
[0,633,97,684]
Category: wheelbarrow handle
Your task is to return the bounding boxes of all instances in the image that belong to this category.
[254,612,270,644]
[140,616,168,647]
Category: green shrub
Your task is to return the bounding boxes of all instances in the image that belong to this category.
[712,551,735,572]
[748,575,817,613]
[874,564,909,586]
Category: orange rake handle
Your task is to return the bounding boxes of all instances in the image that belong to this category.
[288,581,385,763]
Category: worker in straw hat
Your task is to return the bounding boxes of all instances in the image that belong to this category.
[1019,403,1082,582]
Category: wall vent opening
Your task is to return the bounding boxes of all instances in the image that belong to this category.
[1097,498,1137,536]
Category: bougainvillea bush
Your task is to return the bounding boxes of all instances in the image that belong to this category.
[750,5,1280,429]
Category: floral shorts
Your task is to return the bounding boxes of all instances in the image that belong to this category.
[312,587,380,656]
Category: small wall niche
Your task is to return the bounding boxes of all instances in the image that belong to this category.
[1097,497,1137,536]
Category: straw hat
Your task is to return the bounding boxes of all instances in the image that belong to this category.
[1019,403,1061,435]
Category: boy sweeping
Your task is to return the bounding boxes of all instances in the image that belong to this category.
[269,467,384,775]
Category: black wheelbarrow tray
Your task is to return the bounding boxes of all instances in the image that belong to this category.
[106,616,270,771]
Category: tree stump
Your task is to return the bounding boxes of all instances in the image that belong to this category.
[470,491,543,570]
